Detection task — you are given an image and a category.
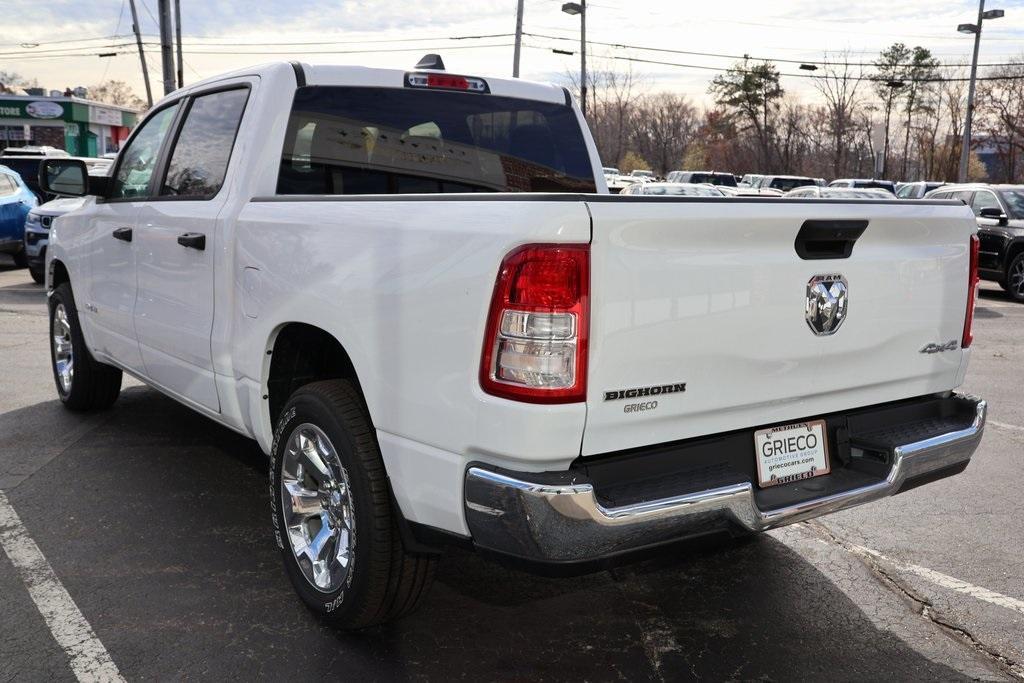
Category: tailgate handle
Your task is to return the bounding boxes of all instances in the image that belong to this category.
[794,220,868,260]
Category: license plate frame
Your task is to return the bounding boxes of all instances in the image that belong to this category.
[754,419,830,488]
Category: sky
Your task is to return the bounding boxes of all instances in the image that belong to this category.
[3,0,1023,108]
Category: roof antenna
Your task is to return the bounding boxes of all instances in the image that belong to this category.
[415,54,446,71]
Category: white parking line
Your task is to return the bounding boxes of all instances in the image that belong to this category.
[846,542,1024,616]
[0,491,124,683]
[988,419,1024,434]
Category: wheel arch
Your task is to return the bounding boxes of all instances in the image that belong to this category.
[49,258,70,290]
[264,322,367,430]
[1003,238,1024,274]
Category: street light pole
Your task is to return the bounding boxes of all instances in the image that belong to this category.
[958,1,1004,182]
[561,1,587,118]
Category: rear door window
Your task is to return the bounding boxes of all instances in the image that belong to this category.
[160,88,249,199]
[277,86,596,194]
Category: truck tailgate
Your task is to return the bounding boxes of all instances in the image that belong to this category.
[583,198,976,455]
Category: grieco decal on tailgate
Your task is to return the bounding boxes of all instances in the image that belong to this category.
[603,383,687,401]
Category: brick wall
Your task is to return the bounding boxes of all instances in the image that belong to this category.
[29,125,66,150]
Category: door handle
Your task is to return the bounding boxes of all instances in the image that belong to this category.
[112,227,133,242]
[177,232,206,250]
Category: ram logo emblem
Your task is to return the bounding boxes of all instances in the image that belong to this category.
[806,274,848,336]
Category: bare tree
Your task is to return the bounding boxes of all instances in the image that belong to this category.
[87,80,147,110]
[630,92,698,175]
[813,52,865,177]
[977,60,1024,183]
[566,63,643,168]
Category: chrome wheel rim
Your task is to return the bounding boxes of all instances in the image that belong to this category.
[1011,260,1024,298]
[280,423,355,593]
[52,303,73,394]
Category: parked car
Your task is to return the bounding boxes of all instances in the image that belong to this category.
[602,166,619,180]
[620,182,724,196]
[785,187,893,199]
[629,169,655,181]
[23,196,87,283]
[0,165,39,267]
[0,145,69,158]
[828,178,897,194]
[927,183,1024,301]
[39,59,986,630]
[755,175,817,192]
[896,181,944,199]
[665,171,737,187]
[738,173,764,188]
[606,175,640,194]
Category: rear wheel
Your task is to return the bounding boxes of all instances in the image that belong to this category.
[12,249,27,268]
[270,380,437,630]
[1005,253,1024,303]
[49,282,123,410]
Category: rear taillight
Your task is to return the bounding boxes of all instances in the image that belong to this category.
[962,234,980,349]
[480,244,589,403]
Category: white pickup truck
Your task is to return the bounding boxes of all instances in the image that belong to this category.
[39,57,986,630]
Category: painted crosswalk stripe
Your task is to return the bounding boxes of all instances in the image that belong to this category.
[0,490,124,682]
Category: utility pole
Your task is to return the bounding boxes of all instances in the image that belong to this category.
[957,1,1004,182]
[128,0,153,107]
[512,0,524,78]
[174,0,184,89]
[157,0,176,95]
[580,0,586,118]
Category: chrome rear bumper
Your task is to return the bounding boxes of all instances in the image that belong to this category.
[464,395,986,564]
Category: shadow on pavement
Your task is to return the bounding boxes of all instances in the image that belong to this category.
[1,387,976,681]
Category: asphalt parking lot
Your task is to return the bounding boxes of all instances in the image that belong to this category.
[0,256,1021,681]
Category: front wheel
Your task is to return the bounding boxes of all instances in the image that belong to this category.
[270,380,437,630]
[29,264,44,284]
[1005,253,1024,303]
[49,283,123,410]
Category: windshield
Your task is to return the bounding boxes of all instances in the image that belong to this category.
[770,177,815,192]
[1001,190,1024,219]
[688,173,737,187]
[277,86,596,194]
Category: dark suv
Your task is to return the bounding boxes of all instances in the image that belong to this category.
[927,184,1024,301]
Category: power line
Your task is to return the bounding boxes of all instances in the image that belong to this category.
[532,44,1024,82]
[524,32,1024,70]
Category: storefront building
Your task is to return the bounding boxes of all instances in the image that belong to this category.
[0,96,139,157]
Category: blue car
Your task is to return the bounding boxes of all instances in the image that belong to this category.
[0,165,38,267]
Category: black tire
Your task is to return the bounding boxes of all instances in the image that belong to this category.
[49,282,123,411]
[270,380,437,630]
[12,248,27,268]
[29,265,44,284]
[1005,253,1024,303]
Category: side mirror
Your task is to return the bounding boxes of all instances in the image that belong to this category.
[40,158,87,197]
[979,206,1008,225]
